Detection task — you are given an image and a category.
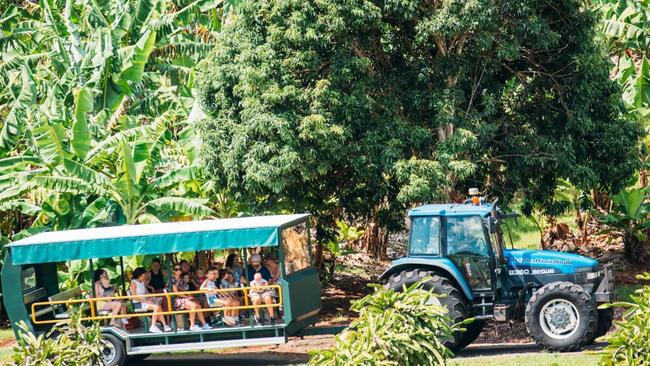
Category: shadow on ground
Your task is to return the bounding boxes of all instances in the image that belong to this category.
[455,342,607,358]
[128,341,606,365]
[129,352,309,366]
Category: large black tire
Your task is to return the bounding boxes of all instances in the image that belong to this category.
[385,269,469,351]
[525,282,597,352]
[457,320,484,350]
[594,308,613,339]
[101,333,127,366]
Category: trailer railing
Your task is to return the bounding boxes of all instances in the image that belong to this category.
[30,285,283,325]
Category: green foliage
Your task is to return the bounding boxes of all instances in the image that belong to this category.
[0,0,242,234]
[197,0,642,247]
[594,0,650,125]
[599,187,650,263]
[309,279,462,366]
[12,310,105,366]
[325,220,365,278]
[600,273,650,366]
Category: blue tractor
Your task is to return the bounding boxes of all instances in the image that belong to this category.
[379,189,614,352]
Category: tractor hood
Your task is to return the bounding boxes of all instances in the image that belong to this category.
[503,249,598,275]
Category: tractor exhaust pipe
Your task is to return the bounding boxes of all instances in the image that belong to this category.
[491,198,507,265]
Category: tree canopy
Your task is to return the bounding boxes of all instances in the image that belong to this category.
[197,0,642,242]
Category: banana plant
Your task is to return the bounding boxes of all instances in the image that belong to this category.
[0,0,237,234]
[599,187,650,264]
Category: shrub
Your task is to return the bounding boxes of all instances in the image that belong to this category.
[13,310,105,366]
[309,279,466,366]
[600,273,650,366]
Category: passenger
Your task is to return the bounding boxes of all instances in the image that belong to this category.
[249,272,276,325]
[246,254,273,284]
[180,259,200,291]
[225,253,246,286]
[93,269,128,328]
[130,267,171,333]
[149,258,166,292]
[195,267,207,288]
[200,269,238,326]
[172,264,211,331]
[220,269,242,320]
[144,271,155,293]
[265,255,281,283]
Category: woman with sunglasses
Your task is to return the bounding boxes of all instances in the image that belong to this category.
[172,265,211,331]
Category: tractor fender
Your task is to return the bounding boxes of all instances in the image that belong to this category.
[379,257,474,301]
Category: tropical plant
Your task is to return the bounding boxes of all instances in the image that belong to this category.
[599,187,650,264]
[13,310,105,366]
[593,0,650,125]
[599,273,650,366]
[0,0,239,233]
[326,220,365,278]
[197,0,641,262]
[309,279,465,366]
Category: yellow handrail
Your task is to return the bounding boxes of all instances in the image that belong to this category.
[31,285,283,325]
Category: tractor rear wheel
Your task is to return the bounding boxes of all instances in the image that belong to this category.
[457,320,484,349]
[525,281,597,352]
[594,308,613,339]
[386,269,469,351]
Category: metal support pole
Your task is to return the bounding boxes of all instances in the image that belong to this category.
[119,257,126,294]
[89,259,95,298]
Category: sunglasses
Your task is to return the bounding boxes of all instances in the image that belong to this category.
[174,268,181,271]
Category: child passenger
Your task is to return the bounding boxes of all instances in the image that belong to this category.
[249,272,276,325]
[200,269,239,326]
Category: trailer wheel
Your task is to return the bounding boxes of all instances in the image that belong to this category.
[100,333,127,366]
[525,281,597,352]
[386,269,469,351]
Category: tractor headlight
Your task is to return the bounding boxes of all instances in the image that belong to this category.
[586,272,599,280]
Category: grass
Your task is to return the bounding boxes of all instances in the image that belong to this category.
[0,347,12,365]
[450,352,600,366]
[507,212,577,250]
[0,329,13,342]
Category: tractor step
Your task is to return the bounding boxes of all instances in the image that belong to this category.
[493,304,513,321]
[474,302,494,307]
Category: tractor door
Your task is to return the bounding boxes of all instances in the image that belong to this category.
[445,216,495,292]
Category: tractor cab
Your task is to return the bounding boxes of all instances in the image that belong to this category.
[379,189,614,352]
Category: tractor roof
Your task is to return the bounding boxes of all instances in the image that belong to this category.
[409,203,493,217]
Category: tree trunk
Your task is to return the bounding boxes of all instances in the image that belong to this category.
[641,170,648,188]
[592,190,611,212]
[362,219,389,260]
[623,231,643,265]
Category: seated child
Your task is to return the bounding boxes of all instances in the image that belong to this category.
[249,272,276,325]
[220,270,241,319]
[200,268,238,326]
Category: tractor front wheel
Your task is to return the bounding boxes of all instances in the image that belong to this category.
[386,269,469,351]
[525,281,597,352]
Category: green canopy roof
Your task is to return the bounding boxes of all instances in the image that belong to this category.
[8,214,310,265]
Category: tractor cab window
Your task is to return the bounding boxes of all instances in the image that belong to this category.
[446,216,492,291]
[409,216,441,256]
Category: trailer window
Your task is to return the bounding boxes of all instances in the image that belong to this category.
[409,216,441,256]
[282,223,311,275]
[21,266,37,291]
